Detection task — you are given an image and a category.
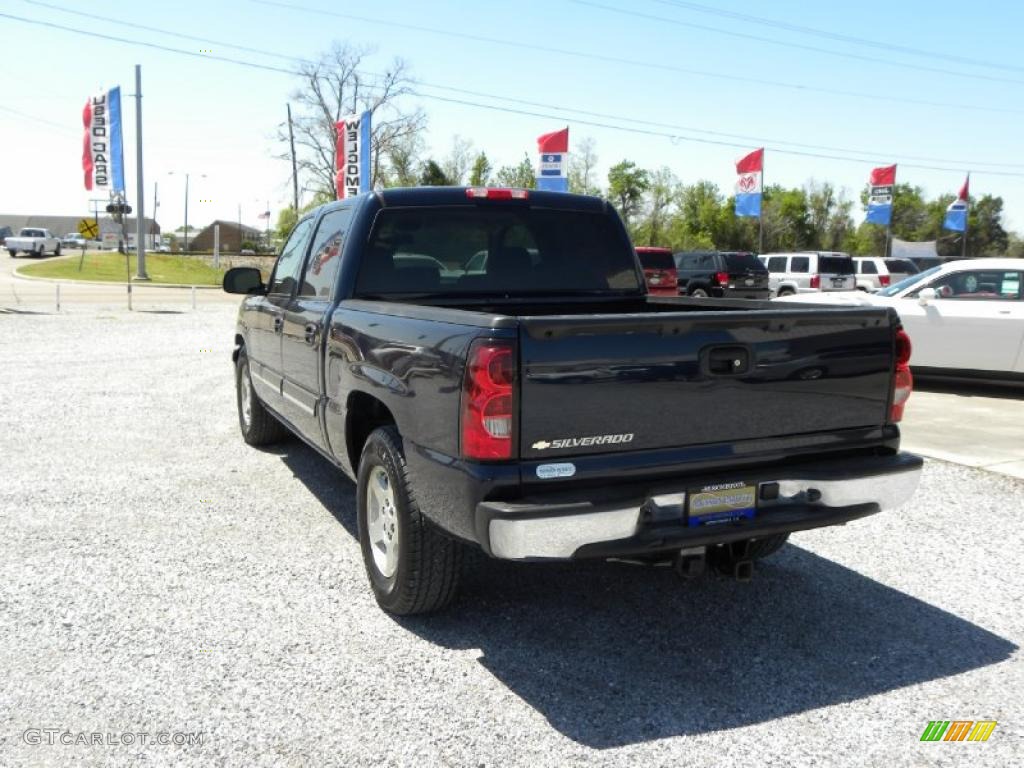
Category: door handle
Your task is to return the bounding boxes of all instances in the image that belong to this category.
[272,315,284,333]
[304,323,319,345]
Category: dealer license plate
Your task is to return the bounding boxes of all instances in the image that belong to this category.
[687,483,757,527]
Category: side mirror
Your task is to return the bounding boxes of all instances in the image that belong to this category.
[223,266,265,295]
[918,287,937,306]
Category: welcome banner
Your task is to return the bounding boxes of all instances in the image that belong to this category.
[82,86,125,192]
[335,111,372,199]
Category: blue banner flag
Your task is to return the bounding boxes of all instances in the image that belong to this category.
[943,175,970,232]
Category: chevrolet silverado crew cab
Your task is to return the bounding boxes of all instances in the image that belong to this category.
[223,187,922,615]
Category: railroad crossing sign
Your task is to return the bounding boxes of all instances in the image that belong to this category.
[78,218,99,239]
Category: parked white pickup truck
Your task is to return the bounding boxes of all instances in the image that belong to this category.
[7,228,61,258]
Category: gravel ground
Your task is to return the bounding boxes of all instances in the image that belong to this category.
[0,306,1021,767]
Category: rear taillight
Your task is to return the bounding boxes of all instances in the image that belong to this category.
[810,274,821,289]
[461,339,516,460]
[714,271,729,286]
[879,275,891,287]
[891,329,913,422]
[665,269,678,286]
[466,187,529,201]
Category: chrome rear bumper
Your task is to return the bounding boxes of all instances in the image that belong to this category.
[481,453,923,561]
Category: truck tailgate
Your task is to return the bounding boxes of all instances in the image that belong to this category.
[517,307,895,459]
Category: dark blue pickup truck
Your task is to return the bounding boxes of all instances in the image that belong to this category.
[224,186,922,615]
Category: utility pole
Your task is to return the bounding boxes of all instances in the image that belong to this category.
[287,103,299,213]
[133,64,149,280]
[153,180,159,247]
[184,173,190,253]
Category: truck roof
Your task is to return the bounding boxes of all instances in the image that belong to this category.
[371,186,610,213]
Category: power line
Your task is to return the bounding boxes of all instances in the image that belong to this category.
[4,8,1024,177]
[413,81,1024,169]
[0,11,297,76]
[248,0,1024,116]
[19,0,302,63]
[416,92,1024,177]
[648,0,1024,75]
[574,0,1024,87]
[15,1,1024,124]
[0,104,78,135]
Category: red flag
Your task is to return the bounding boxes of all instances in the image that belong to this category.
[537,127,569,154]
[870,164,897,186]
[735,148,764,174]
[82,100,93,191]
[957,175,970,201]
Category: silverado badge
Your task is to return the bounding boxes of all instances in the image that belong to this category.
[532,433,634,450]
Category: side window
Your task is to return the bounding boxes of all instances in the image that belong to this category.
[861,261,878,274]
[790,256,810,274]
[931,270,1022,300]
[700,254,715,269]
[269,218,314,295]
[680,255,696,270]
[767,256,787,272]
[299,207,352,298]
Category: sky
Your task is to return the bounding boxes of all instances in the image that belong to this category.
[2,0,1024,235]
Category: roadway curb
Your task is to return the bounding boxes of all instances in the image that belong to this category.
[12,262,222,290]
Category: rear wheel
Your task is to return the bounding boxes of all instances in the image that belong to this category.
[689,287,709,298]
[54,243,61,256]
[357,425,462,615]
[235,349,288,446]
[777,287,795,297]
[7,250,15,258]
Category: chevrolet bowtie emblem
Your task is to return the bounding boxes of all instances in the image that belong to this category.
[532,441,552,450]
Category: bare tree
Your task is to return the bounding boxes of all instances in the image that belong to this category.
[441,135,474,186]
[282,43,427,199]
[568,136,600,195]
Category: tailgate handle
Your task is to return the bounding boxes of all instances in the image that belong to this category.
[705,346,749,375]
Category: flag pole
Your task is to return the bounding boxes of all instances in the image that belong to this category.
[962,172,970,259]
[758,151,764,253]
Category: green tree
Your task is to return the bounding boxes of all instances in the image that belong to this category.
[442,135,474,185]
[493,154,536,188]
[419,159,453,186]
[276,206,298,239]
[468,152,492,186]
[383,131,423,187]
[633,167,678,245]
[607,160,650,230]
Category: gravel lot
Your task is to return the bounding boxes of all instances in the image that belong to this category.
[1,306,1021,767]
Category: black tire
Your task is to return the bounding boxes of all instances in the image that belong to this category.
[746,533,790,560]
[54,243,61,257]
[235,349,288,446]
[7,250,15,258]
[689,287,709,298]
[776,287,795,297]
[357,425,462,615]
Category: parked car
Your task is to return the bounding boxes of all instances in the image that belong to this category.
[761,251,856,296]
[6,228,61,258]
[853,257,919,292]
[674,251,770,298]
[0,225,12,247]
[635,246,679,296]
[221,186,922,615]
[909,256,944,271]
[776,258,1024,383]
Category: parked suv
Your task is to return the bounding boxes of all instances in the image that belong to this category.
[761,252,856,296]
[635,246,679,296]
[674,251,770,298]
[0,226,12,247]
[853,256,919,292]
